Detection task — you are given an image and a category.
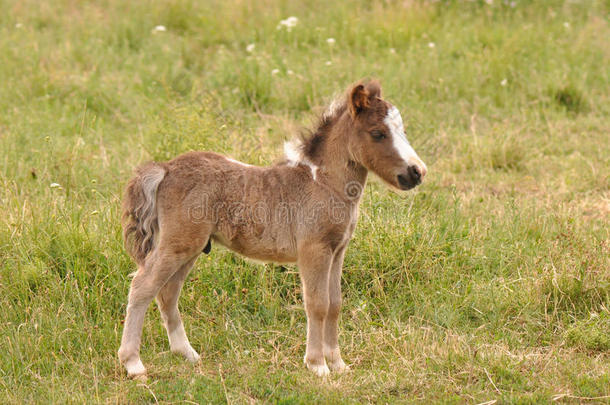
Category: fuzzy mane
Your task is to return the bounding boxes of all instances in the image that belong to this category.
[284,97,347,164]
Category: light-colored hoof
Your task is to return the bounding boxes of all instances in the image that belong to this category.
[124,358,147,379]
[184,347,201,363]
[133,373,148,382]
[328,358,349,373]
[172,345,200,363]
[307,362,330,377]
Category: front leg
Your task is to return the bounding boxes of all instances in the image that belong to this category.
[324,244,348,373]
[298,242,333,376]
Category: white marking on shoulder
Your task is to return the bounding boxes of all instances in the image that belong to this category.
[284,141,302,166]
[226,157,254,167]
[323,96,343,119]
[384,106,427,172]
[310,165,318,181]
[284,140,319,181]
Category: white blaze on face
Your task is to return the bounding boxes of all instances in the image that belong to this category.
[383,106,427,174]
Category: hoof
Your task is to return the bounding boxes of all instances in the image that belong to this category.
[172,345,200,363]
[133,373,148,382]
[184,347,201,363]
[328,358,349,373]
[124,358,147,379]
[324,347,348,373]
[307,362,330,377]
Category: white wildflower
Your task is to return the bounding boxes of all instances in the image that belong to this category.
[326,37,336,45]
[277,16,298,32]
[271,68,280,75]
[389,48,396,54]
[510,1,517,7]
[428,42,435,48]
[287,70,294,75]
[246,43,255,53]
[501,78,508,86]
[50,183,61,189]
[152,25,167,33]
[15,23,23,29]
[485,0,493,4]
[325,61,332,66]
[563,22,570,29]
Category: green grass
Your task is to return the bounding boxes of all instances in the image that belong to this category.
[1,0,609,403]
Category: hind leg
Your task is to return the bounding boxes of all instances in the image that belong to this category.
[117,265,150,378]
[157,256,200,362]
[118,248,198,377]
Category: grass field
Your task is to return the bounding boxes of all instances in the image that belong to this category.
[1,0,609,403]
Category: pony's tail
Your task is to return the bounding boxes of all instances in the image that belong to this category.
[122,162,167,266]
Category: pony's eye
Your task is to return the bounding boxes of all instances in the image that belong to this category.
[371,130,386,141]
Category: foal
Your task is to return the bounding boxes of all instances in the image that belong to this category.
[118,80,427,377]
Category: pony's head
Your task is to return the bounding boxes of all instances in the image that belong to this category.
[345,80,427,190]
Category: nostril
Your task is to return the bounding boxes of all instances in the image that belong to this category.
[397,174,408,185]
[408,165,421,181]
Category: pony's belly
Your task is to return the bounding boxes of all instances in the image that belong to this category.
[240,250,298,264]
[211,234,298,264]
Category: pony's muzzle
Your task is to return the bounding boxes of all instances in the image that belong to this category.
[397,165,425,190]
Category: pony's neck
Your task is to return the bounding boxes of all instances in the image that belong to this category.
[310,115,368,201]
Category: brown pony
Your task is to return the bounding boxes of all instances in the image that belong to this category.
[118,80,427,377]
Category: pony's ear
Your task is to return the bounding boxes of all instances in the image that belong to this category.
[365,80,382,99]
[349,84,369,117]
